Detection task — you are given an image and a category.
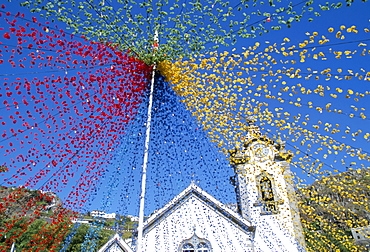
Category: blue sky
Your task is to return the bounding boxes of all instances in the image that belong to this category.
[1,0,370,217]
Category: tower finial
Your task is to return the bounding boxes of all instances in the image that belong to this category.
[246,115,256,126]
[245,101,260,126]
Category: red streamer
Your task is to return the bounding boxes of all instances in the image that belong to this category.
[0,5,153,249]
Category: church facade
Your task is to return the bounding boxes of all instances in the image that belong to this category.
[100,124,306,252]
[139,182,254,251]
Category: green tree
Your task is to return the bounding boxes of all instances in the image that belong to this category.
[63,223,115,252]
[0,217,71,251]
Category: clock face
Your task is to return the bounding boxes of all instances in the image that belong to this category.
[252,143,270,158]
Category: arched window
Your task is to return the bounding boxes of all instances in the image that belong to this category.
[259,176,276,212]
[197,242,209,252]
[178,233,212,252]
[182,243,195,252]
[260,176,274,201]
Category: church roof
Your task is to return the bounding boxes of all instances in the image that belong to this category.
[97,233,134,252]
[143,182,254,234]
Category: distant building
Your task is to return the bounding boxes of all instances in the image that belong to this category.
[105,213,117,219]
[126,215,139,222]
[351,226,370,246]
[91,210,106,217]
[71,219,91,224]
[91,210,116,219]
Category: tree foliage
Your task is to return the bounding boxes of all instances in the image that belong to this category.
[299,169,370,251]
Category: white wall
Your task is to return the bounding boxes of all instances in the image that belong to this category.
[352,226,370,243]
[142,195,253,252]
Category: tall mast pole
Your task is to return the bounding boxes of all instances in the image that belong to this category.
[137,30,158,252]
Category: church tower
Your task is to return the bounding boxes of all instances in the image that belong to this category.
[230,119,306,251]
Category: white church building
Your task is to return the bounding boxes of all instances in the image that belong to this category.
[99,123,307,252]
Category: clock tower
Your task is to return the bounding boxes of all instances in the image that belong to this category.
[230,119,306,251]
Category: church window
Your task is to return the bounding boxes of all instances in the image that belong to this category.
[182,243,195,252]
[197,242,209,252]
[179,234,212,252]
[260,176,274,201]
[258,175,278,214]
